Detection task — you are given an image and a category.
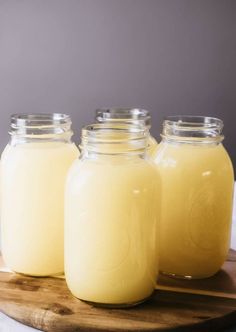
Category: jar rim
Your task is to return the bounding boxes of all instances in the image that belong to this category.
[96,107,149,116]
[9,113,72,139]
[95,108,151,127]
[84,121,146,132]
[162,115,224,144]
[11,113,71,127]
[81,123,147,154]
[164,115,223,129]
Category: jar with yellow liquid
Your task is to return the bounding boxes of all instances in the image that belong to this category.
[1,113,79,276]
[65,123,160,307]
[96,108,158,155]
[153,116,234,279]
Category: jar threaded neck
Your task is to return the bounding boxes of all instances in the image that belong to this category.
[10,113,73,140]
[162,116,224,144]
[81,123,148,155]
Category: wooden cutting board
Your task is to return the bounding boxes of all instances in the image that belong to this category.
[157,249,236,299]
[0,250,236,332]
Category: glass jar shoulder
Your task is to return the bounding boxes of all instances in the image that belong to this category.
[1,143,79,183]
[148,135,158,155]
[153,141,233,174]
[66,155,161,194]
[1,144,11,162]
[1,142,79,161]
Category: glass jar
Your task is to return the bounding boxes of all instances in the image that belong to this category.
[153,116,234,279]
[1,113,79,276]
[95,108,158,155]
[65,123,160,307]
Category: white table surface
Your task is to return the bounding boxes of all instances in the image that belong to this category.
[1,195,236,332]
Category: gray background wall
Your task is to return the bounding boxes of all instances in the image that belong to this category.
[0,0,235,169]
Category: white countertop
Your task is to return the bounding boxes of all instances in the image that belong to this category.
[1,195,236,332]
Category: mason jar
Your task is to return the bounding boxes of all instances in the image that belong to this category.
[65,123,160,307]
[95,108,158,155]
[153,116,234,279]
[1,113,79,276]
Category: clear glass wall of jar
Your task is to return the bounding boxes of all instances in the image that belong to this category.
[95,108,158,155]
[153,116,234,279]
[1,113,79,276]
[65,123,161,307]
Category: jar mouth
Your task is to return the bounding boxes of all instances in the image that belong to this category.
[81,123,148,154]
[11,113,71,127]
[164,115,223,129]
[10,113,72,136]
[162,115,224,143]
[95,108,151,127]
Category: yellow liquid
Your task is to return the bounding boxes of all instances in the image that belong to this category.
[65,155,160,305]
[153,142,234,278]
[1,142,79,276]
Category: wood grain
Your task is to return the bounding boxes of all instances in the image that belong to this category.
[1,271,236,332]
[0,251,236,331]
[157,249,236,299]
